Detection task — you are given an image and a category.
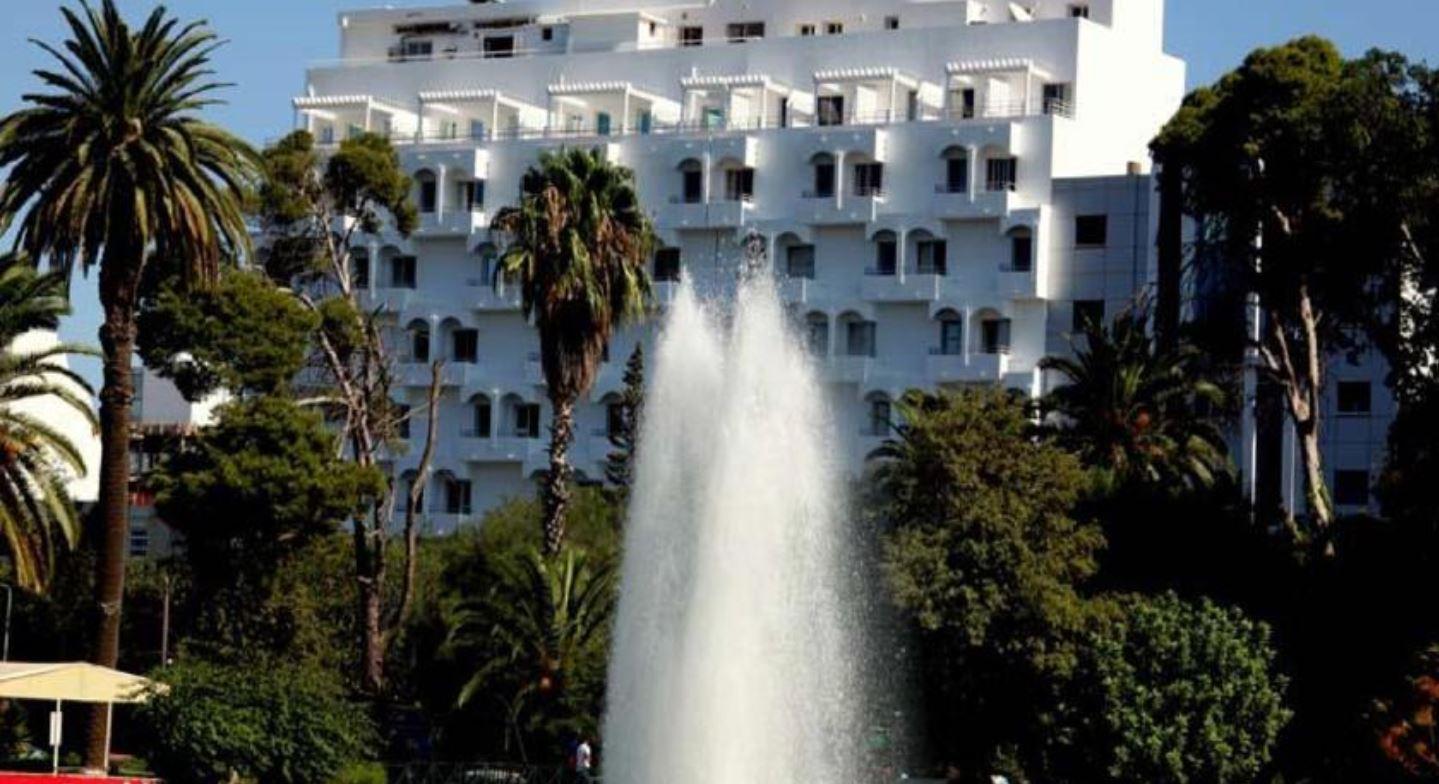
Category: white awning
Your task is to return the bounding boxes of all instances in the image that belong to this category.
[813,67,921,89]
[0,662,162,705]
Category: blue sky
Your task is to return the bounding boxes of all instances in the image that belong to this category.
[2,0,1437,385]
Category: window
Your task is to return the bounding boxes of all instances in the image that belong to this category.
[483,36,515,58]
[1073,300,1105,332]
[680,26,704,46]
[1076,215,1109,246]
[854,163,884,197]
[723,168,755,201]
[1337,381,1372,415]
[409,327,430,363]
[417,172,437,213]
[1009,232,1034,272]
[981,319,1012,355]
[1042,83,1072,115]
[469,119,488,140]
[779,98,790,128]
[396,404,413,440]
[1069,4,1091,18]
[681,162,704,203]
[453,329,478,363]
[945,153,969,193]
[460,180,485,212]
[392,255,418,289]
[846,321,877,357]
[868,398,892,436]
[351,250,370,289]
[885,16,901,30]
[957,88,977,119]
[806,317,829,356]
[516,403,542,439]
[907,90,920,121]
[726,22,764,42]
[402,39,433,59]
[787,245,816,279]
[649,21,658,36]
[798,23,817,37]
[319,125,335,145]
[128,525,150,558]
[596,112,613,136]
[701,106,725,130]
[541,26,554,41]
[1334,470,1371,507]
[444,479,473,516]
[471,400,492,438]
[654,248,682,282]
[817,95,845,126]
[986,157,1018,191]
[940,319,964,355]
[825,21,844,35]
[812,156,836,198]
[873,234,898,276]
[917,240,947,275]
[607,403,626,438]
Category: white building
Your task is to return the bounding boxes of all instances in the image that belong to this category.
[292,0,1388,526]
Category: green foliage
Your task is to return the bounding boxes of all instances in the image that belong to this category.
[873,388,1104,775]
[1063,593,1291,784]
[152,397,383,654]
[328,761,387,784]
[325,133,419,237]
[604,344,644,504]
[138,269,319,400]
[135,660,375,784]
[1040,305,1232,495]
[0,256,97,592]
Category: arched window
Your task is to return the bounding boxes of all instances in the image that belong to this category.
[350,247,371,289]
[468,395,492,438]
[407,320,431,363]
[805,312,830,357]
[415,169,438,213]
[936,309,964,356]
[871,230,898,276]
[865,393,892,437]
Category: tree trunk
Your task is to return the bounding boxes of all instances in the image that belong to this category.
[355,513,386,695]
[83,274,139,772]
[1296,417,1332,530]
[1155,162,1184,352]
[543,394,575,557]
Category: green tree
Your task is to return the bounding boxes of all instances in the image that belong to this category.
[493,148,654,556]
[138,269,319,400]
[872,388,1104,778]
[0,259,97,592]
[1062,593,1291,784]
[252,129,431,695]
[604,344,644,506]
[151,397,383,657]
[135,659,375,784]
[1040,305,1231,495]
[0,2,257,763]
[1153,39,1435,531]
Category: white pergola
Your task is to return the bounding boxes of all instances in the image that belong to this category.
[0,662,162,774]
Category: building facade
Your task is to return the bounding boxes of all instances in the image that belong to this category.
[293,0,1388,526]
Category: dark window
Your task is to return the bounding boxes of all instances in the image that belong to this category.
[981,319,1012,354]
[409,329,430,363]
[726,22,765,42]
[787,245,816,279]
[917,240,947,275]
[483,36,515,58]
[798,23,816,36]
[825,21,844,35]
[1073,300,1105,332]
[874,236,898,276]
[1076,214,1109,246]
[461,180,485,212]
[986,157,1017,191]
[724,168,755,201]
[1334,470,1371,506]
[869,399,892,436]
[445,479,472,515]
[847,321,877,357]
[813,159,836,198]
[396,404,413,439]
[779,98,790,128]
[806,319,829,356]
[1043,83,1072,115]
[472,401,492,438]
[516,403,542,439]
[817,95,845,126]
[392,255,417,289]
[959,88,977,119]
[1070,4,1091,18]
[607,403,626,438]
[453,329,478,363]
[128,525,149,558]
[418,176,437,213]
[541,26,554,41]
[654,248,682,282]
[1337,381,1372,415]
[885,15,901,30]
[946,155,969,193]
[402,40,433,59]
[682,167,704,203]
[940,320,964,355]
[1010,234,1033,272]
[854,163,884,197]
[680,26,704,46]
[351,251,370,289]
[907,90,920,121]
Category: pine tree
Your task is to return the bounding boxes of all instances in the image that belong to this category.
[604,345,645,506]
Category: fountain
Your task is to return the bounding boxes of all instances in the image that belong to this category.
[603,242,869,782]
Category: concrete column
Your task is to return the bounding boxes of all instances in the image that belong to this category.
[835,150,847,209]
[897,228,908,283]
[368,240,380,292]
[621,91,632,135]
[963,305,973,366]
[967,144,980,202]
[436,164,448,219]
[364,100,374,133]
[416,100,426,143]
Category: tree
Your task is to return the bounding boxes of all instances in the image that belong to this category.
[603,344,644,506]
[493,148,654,556]
[1061,593,1291,784]
[252,129,433,695]
[1372,645,1439,779]
[1152,39,1435,531]
[151,397,383,656]
[1039,305,1231,495]
[871,388,1104,778]
[0,258,97,592]
[134,659,375,784]
[0,1,257,765]
[138,269,319,400]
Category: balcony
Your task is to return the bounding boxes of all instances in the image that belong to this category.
[827,355,873,384]
[926,351,1009,384]
[802,190,885,225]
[777,276,827,306]
[460,435,542,465]
[655,196,754,230]
[467,278,522,311]
[932,184,1018,219]
[415,210,488,238]
[997,266,1041,300]
[396,361,486,389]
[366,288,420,314]
[861,273,943,303]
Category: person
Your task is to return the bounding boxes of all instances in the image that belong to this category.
[574,736,594,783]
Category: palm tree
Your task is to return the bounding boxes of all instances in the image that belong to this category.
[493,148,653,556]
[448,547,617,761]
[0,1,255,766]
[1039,305,1231,494]
[0,257,98,592]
